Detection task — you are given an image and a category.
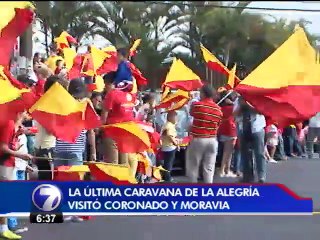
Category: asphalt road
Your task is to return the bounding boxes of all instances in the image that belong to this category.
[22,158,320,240]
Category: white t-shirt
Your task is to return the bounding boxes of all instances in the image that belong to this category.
[309,112,320,128]
[15,134,29,171]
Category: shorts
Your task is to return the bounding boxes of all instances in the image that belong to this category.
[0,166,15,180]
[219,135,237,142]
[267,138,278,146]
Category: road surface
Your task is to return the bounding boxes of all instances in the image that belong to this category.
[22,158,320,240]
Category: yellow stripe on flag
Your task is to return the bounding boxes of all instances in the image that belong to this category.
[63,48,77,70]
[164,58,201,84]
[227,64,237,89]
[0,2,34,33]
[238,27,317,89]
[29,82,86,115]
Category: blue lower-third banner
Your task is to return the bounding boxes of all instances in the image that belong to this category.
[0,182,313,216]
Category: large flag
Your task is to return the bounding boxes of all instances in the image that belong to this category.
[235,26,320,125]
[0,66,36,124]
[29,82,101,142]
[163,58,203,91]
[54,31,77,50]
[88,163,137,183]
[155,89,190,109]
[0,2,34,66]
[200,45,241,88]
[103,122,151,153]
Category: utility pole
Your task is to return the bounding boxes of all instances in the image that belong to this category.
[18,24,33,75]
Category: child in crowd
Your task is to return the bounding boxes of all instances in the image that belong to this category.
[8,124,29,234]
[54,59,64,75]
[265,124,279,163]
[160,111,180,182]
[297,123,308,156]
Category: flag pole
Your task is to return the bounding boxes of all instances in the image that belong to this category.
[217,90,233,105]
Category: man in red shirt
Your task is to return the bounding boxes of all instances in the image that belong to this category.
[186,85,223,183]
[101,72,135,164]
[0,113,33,239]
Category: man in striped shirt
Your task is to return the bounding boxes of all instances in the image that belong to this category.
[186,85,223,183]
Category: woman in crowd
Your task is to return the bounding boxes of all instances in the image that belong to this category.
[265,123,279,163]
[218,91,237,178]
[137,93,156,122]
[54,78,96,222]
[34,75,68,180]
[88,92,103,161]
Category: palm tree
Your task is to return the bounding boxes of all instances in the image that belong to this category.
[35,1,103,55]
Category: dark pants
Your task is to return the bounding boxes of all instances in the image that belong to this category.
[162,150,176,182]
[284,136,302,156]
[274,134,286,160]
[35,148,54,180]
[240,130,266,183]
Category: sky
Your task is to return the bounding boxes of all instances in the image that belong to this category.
[32,1,320,55]
[247,1,320,34]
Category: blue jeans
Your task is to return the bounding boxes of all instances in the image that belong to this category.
[162,150,176,182]
[232,148,242,173]
[26,135,35,154]
[54,152,83,167]
[240,130,267,182]
[8,170,25,229]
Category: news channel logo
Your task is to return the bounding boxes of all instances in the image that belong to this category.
[32,184,62,212]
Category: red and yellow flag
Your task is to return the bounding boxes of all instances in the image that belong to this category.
[54,165,90,181]
[103,122,151,153]
[97,45,118,75]
[155,89,190,110]
[201,45,241,87]
[88,163,137,183]
[29,82,101,142]
[227,64,237,89]
[54,31,77,50]
[167,98,189,112]
[0,66,36,124]
[0,2,34,66]
[63,47,77,70]
[129,62,148,86]
[163,58,203,91]
[68,54,85,80]
[236,27,320,125]
[129,39,141,57]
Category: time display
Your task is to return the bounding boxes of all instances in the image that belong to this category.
[29,213,64,224]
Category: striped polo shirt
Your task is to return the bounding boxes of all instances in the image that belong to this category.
[55,130,87,153]
[190,98,223,138]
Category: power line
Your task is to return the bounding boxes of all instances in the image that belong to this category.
[146,1,320,13]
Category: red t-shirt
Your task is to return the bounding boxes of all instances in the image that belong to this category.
[34,79,45,96]
[218,105,237,137]
[103,89,135,124]
[0,120,17,167]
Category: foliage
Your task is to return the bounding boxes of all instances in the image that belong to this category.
[35,1,320,88]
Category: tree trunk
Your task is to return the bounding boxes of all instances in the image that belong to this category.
[19,25,33,74]
[224,43,231,67]
[43,21,49,57]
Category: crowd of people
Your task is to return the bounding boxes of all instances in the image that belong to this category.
[1,45,320,239]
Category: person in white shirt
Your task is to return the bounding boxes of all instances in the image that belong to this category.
[306,112,320,158]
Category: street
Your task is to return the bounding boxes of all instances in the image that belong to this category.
[23,158,320,240]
